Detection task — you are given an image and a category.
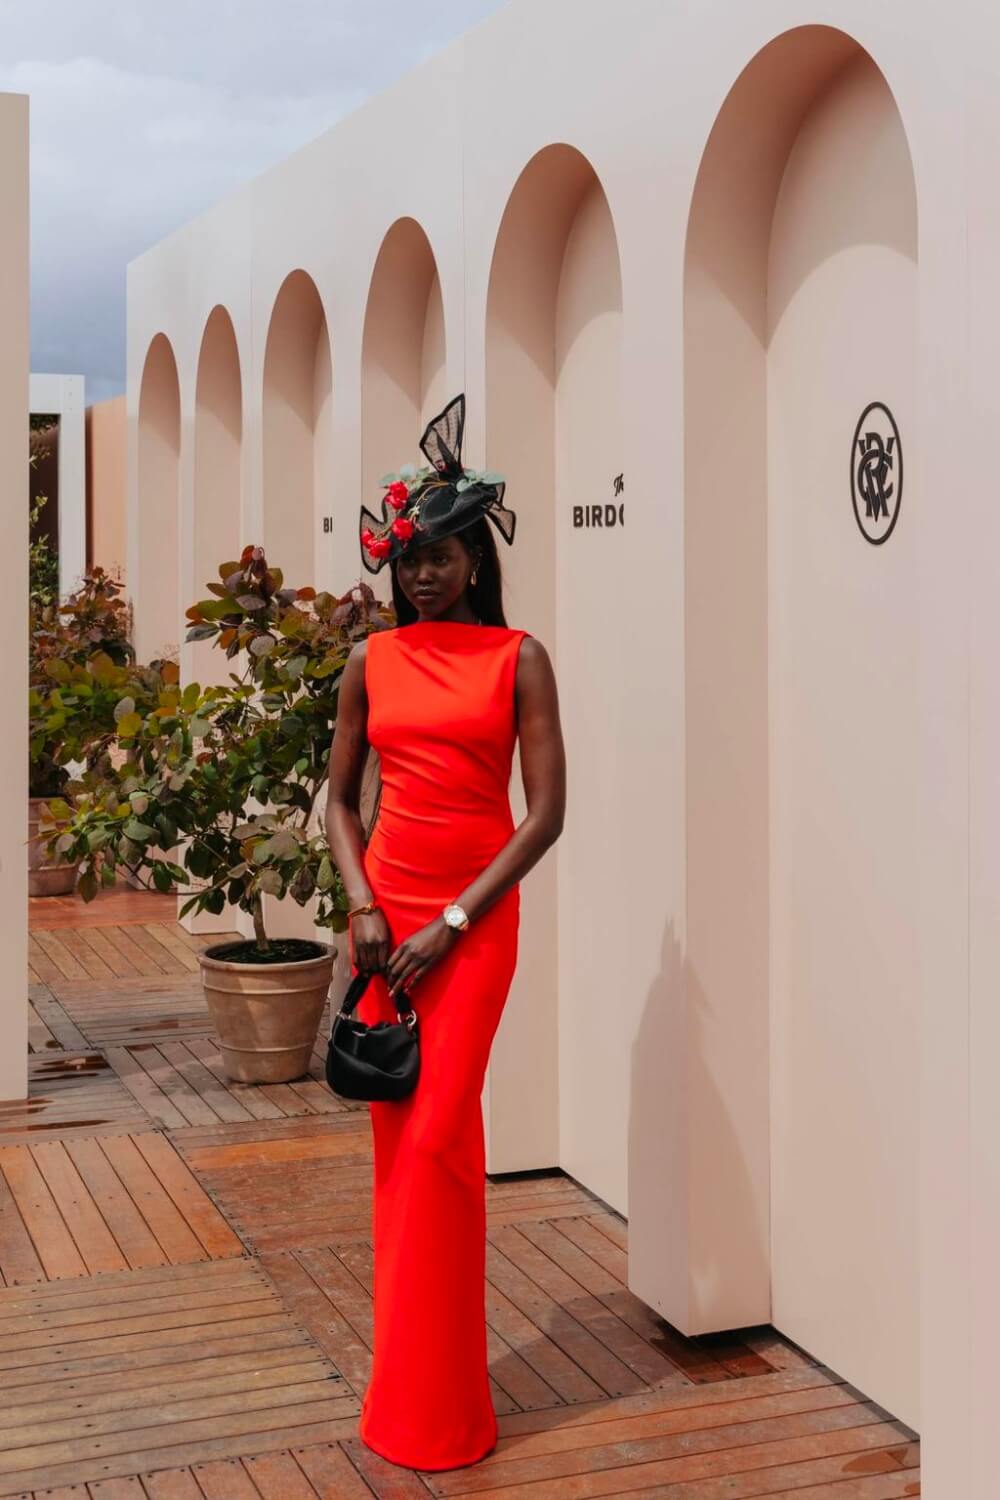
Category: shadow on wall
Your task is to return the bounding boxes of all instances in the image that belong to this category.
[629,914,771,1336]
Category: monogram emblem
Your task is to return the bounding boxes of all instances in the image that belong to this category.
[851,402,902,545]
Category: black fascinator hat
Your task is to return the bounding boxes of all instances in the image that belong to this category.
[359,393,517,574]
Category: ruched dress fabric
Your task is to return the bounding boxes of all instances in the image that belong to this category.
[350,618,530,1471]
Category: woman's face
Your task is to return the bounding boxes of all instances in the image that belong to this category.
[396,533,480,616]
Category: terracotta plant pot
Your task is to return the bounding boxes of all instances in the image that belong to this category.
[199,939,336,1083]
[28,796,80,897]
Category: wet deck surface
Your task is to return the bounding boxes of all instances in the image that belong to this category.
[0,887,920,1496]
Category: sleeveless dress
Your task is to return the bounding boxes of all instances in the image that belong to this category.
[350,617,530,1471]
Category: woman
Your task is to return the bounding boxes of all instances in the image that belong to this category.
[325,394,566,1471]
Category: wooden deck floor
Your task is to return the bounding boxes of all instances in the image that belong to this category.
[0,887,920,1497]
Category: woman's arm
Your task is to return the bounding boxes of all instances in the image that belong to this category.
[325,639,393,975]
[383,635,566,996]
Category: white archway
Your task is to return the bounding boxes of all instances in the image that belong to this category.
[361,217,447,516]
[485,143,625,1203]
[135,333,181,662]
[261,271,332,593]
[683,26,918,1419]
[192,305,243,684]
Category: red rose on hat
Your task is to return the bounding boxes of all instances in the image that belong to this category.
[386,481,409,510]
[366,535,392,559]
[391,516,415,542]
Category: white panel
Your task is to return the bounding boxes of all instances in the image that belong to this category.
[0,93,28,1101]
[555,179,626,1212]
[767,55,919,1424]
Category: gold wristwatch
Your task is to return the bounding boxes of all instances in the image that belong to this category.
[442,902,470,932]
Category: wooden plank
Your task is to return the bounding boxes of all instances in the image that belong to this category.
[0,1398,348,1493]
[28,1142,129,1276]
[483,1246,607,1407]
[62,1136,170,1271]
[141,1469,204,1500]
[0,1147,87,1281]
[156,1042,255,1125]
[427,1434,917,1500]
[29,887,180,930]
[74,924,136,979]
[240,1449,326,1500]
[94,1136,209,1265]
[187,1457,262,1499]
[485,1236,644,1398]
[129,1133,245,1260]
[343,1438,448,1497]
[2,1344,316,1409]
[142,923,201,973]
[0,1173,45,1287]
[119,1046,220,1128]
[103,1047,191,1132]
[29,930,89,983]
[96,924,168,978]
[169,1115,365,1152]
[292,1443,378,1499]
[499,1221,711,1389]
[26,999,59,1054]
[514,1377,880,1476]
[27,934,70,984]
[181,1038,286,1122]
[0,1261,264,1319]
[24,989,88,1052]
[47,926,116,982]
[126,923,191,976]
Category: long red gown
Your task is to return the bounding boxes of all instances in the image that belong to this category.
[349,617,530,1471]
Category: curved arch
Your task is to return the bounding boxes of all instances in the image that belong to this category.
[361,217,446,503]
[135,332,181,661]
[485,142,624,1196]
[683,24,918,1400]
[261,269,332,591]
[193,305,242,678]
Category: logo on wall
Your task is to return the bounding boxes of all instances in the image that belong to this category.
[851,402,902,545]
[573,473,625,529]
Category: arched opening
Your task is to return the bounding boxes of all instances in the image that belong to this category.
[261,270,332,592]
[135,333,181,661]
[684,27,918,1418]
[485,144,624,1204]
[192,305,242,683]
[361,218,447,514]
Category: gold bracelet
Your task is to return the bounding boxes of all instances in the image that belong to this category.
[348,898,380,920]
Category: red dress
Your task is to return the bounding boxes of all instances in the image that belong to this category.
[350,617,530,1470]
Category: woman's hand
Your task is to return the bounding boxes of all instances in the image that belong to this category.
[350,908,393,978]
[385,917,459,999]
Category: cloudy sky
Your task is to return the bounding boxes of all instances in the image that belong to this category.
[0,0,505,401]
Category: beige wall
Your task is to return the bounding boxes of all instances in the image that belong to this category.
[86,394,127,580]
[126,1,1000,1485]
[0,92,29,1101]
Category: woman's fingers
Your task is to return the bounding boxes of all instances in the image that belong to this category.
[387,941,423,987]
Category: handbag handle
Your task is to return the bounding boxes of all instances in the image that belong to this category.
[335,968,417,1028]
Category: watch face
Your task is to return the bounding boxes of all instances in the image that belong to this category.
[445,905,464,928]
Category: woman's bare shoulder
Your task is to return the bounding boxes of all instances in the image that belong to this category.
[515,632,550,664]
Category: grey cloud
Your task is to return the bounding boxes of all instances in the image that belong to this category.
[0,0,505,400]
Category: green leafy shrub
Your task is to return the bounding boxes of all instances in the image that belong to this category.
[43,546,392,953]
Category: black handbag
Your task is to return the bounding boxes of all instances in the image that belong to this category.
[325,969,421,1101]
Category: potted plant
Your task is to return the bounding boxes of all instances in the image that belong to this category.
[28,569,139,895]
[45,546,390,1082]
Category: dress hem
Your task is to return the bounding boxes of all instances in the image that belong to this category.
[358,1422,498,1472]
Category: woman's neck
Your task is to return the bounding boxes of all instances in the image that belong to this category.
[412,602,481,625]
